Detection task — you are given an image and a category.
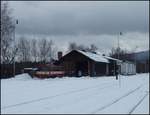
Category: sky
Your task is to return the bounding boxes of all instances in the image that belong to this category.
[8,1,149,55]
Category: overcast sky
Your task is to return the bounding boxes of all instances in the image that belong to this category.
[8,1,149,55]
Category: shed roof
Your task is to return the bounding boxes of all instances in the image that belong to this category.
[59,50,122,64]
[76,50,109,63]
[103,56,122,62]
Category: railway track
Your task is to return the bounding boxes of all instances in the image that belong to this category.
[128,92,149,114]
[1,81,117,110]
[43,83,118,111]
[91,84,144,114]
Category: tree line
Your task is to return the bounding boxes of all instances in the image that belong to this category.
[16,37,56,63]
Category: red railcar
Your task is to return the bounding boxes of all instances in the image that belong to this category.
[31,63,65,78]
[34,71,65,78]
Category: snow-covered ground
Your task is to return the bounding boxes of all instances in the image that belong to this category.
[1,73,149,114]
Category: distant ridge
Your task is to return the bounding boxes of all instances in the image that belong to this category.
[129,50,149,62]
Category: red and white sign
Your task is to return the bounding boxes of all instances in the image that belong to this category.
[35,71,64,77]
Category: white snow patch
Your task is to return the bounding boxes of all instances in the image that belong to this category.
[14,73,32,80]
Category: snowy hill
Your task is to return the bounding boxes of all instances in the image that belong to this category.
[135,50,149,62]
[128,50,149,62]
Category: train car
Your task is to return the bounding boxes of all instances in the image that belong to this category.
[31,63,65,78]
[34,71,65,78]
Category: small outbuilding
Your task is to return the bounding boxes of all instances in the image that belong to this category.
[120,61,136,75]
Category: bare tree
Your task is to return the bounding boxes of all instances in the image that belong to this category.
[68,42,98,53]
[89,44,98,52]
[68,42,87,51]
[48,40,55,62]
[78,44,87,51]
[51,46,58,60]
[68,42,78,51]
[1,2,15,64]
[30,38,38,62]
[17,37,31,62]
[38,39,54,63]
[109,47,129,60]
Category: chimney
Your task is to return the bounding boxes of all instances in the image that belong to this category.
[58,51,63,60]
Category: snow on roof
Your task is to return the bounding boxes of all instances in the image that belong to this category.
[103,56,122,62]
[76,50,109,63]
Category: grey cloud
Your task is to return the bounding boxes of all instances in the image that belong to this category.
[8,1,149,54]
[9,1,149,36]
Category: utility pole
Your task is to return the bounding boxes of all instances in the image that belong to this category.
[134,53,136,74]
[118,32,122,87]
[13,19,18,77]
[117,32,122,60]
[134,46,138,74]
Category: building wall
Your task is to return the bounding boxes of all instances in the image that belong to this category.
[95,62,107,76]
[120,62,136,75]
[59,51,109,77]
[59,51,91,76]
[58,51,120,77]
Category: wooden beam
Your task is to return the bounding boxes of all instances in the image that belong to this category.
[106,63,109,75]
[92,62,95,76]
[88,60,90,76]
[66,61,68,75]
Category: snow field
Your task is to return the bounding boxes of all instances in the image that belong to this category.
[1,73,149,114]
